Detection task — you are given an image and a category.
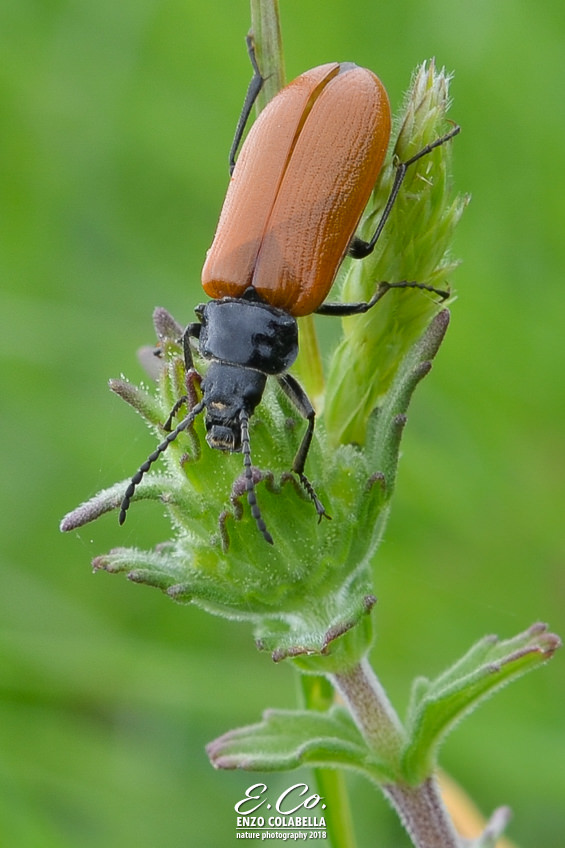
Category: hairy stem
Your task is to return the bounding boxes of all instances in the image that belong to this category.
[332,660,460,848]
[332,659,404,765]
[383,779,460,848]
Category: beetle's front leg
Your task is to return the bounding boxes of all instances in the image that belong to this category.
[164,322,202,432]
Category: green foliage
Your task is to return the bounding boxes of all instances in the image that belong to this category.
[207,705,392,781]
[206,624,557,848]
[61,303,450,665]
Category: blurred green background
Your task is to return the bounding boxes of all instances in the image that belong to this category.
[1,0,563,845]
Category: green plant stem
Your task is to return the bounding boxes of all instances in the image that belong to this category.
[249,0,284,108]
[382,779,460,848]
[313,768,358,848]
[300,676,357,848]
[332,659,404,764]
[331,660,460,848]
[296,315,326,408]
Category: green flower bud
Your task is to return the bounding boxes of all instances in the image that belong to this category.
[325,60,468,447]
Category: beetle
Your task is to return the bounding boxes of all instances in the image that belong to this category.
[119,40,459,544]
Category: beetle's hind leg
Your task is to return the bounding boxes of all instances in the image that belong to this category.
[277,374,330,522]
[347,124,461,261]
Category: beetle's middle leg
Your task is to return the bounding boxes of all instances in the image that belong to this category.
[277,373,329,521]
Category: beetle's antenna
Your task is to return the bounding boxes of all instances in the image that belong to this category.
[240,410,273,545]
[119,400,205,525]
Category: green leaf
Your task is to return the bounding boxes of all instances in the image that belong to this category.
[206,706,394,783]
[401,623,561,784]
[365,308,450,494]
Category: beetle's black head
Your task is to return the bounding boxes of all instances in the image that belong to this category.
[201,361,267,452]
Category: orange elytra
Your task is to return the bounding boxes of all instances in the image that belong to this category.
[202,63,391,316]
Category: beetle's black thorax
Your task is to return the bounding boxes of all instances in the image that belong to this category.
[196,296,299,452]
[197,296,298,373]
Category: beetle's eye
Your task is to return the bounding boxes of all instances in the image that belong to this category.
[243,384,262,405]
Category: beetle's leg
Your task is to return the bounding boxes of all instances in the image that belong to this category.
[277,374,329,522]
[182,322,203,404]
[348,124,460,260]
[239,410,273,545]
[119,400,206,525]
[182,322,201,370]
[163,395,189,432]
[163,322,202,431]
[316,280,449,317]
[229,34,265,175]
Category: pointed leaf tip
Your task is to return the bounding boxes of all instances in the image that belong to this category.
[402,623,561,783]
[418,308,450,360]
[60,483,124,530]
[152,306,184,341]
